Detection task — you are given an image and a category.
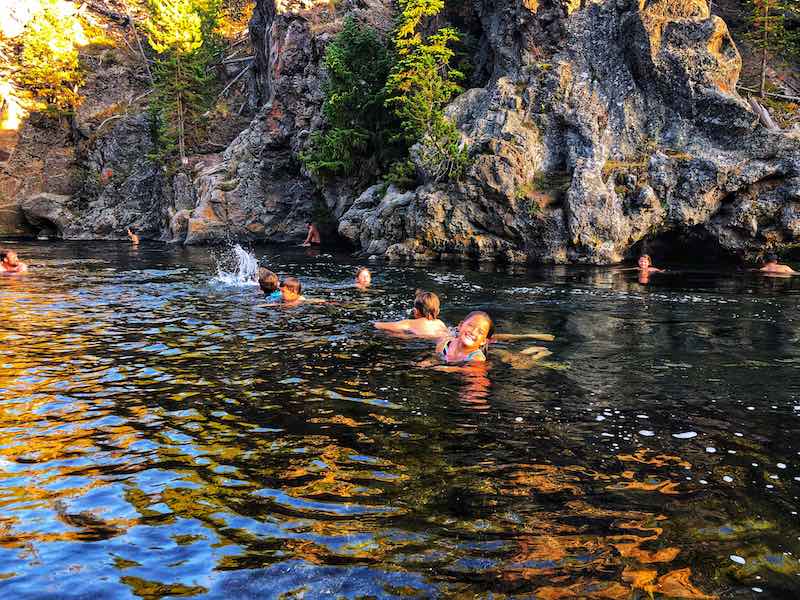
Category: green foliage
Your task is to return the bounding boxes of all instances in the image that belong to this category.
[145,0,222,163]
[386,0,469,183]
[301,17,401,181]
[747,0,800,58]
[17,0,86,116]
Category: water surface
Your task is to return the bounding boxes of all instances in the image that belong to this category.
[1,241,799,599]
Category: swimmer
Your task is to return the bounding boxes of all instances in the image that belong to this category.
[258,267,281,301]
[374,290,450,339]
[301,222,321,247]
[436,311,494,363]
[355,267,371,289]
[0,250,28,274]
[758,253,797,275]
[278,276,304,303]
[637,254,663,273]
[127,228,139,246]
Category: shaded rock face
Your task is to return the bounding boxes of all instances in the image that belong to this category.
[20,114,171,240]
[335,0,800,263]
[181,0,395,246]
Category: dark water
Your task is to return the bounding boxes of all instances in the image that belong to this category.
[1,241,800,599]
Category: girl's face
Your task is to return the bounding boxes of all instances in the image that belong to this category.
[458,315,490,350]
[281,287,300,302]
[356,270,371,287]
[638,255,651,269]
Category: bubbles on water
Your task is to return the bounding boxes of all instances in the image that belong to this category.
[212,244,259,287]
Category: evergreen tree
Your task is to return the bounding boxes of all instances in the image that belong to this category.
[301,17,401,180]
[145,0,221,164]
[17,0,86,116]
[386,0,469,183]
[748,0,799,95]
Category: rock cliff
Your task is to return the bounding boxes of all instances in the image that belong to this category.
[6,0,800,264]
[181,0,800,263]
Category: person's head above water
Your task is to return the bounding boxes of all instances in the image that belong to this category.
[457,311,494,352]
[280,276,302,302]
[765,253,779,264]
[355,267,371,289]
[3,250,20,267]
[413,290,441,320]
[257,267,279,293]
[638,254,652,270]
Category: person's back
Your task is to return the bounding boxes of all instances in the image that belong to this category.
[374,290,449,339]
[759,254,797,274]
[258,267,281,299]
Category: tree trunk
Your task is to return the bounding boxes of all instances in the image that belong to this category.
[176,58,186,164]
[760,0,769,97]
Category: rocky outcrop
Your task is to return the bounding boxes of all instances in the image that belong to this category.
[18,114,172,240]
[6,0,800,263]
[337,0,800,263]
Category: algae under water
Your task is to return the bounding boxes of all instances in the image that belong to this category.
[1,241,800,599]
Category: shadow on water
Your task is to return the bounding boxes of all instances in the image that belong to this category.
[0,241,799,598]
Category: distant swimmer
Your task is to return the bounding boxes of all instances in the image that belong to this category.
[758,253,797,275]
[301,222,321,247]
[436,311,494,364]
[638,254,664,273]
[0,250,28,274]
[355,267,371,289]
[127,228,139,246]
[258,267,281,301]
[374,290,449,339]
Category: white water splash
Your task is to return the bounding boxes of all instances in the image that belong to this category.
[213,244,259,287]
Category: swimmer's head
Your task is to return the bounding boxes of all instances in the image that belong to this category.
[457,311,494,351]
[638,254,652,269]
[765,253,778,264]
[355,267,371,288]
[412,290,440,320]
[3,250,19,267]
[258,267,279,293]
[280,276,302,302]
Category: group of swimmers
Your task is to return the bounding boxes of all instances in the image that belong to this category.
[257,265,497,363]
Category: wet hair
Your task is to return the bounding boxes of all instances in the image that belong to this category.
[281,276,302,295]
[356,267,370,278]
[413,290,440,320]
[766,253,778,263]
[0,250,6,261]
[639,254,651,262]
[463,311,495,340]
[257,267,279,293]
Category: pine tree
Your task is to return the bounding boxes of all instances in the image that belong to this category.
[386,0,469,183]
[748,0,798,96]
[145,0,220,164]
[17,0,86,116]
[301,17,400,180]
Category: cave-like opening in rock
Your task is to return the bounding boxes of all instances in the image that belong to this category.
[22,214,61,240]
[631,227,738,265]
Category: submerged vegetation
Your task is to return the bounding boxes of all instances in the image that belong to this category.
[301,0,470,189]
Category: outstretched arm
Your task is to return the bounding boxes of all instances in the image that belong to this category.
[374,320,412,333]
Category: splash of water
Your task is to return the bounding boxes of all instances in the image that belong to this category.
[213,244,259,286]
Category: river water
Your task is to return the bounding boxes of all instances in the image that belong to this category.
[1,241,799,599]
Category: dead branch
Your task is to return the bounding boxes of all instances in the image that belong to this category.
[738,85,800,103]
[748,96,780,131]
[217,65,250,100]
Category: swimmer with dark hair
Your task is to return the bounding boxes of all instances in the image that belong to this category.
[0,250,28,274]
[436,311,494,363]
[758,253,797,275]
[374,290,449,339]
[258,267,281,301]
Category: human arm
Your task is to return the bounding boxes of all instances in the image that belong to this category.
[374,319,413,333]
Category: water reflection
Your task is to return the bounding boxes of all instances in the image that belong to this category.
[0,242,798,597]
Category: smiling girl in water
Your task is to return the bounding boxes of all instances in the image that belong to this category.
[437,311,494,363]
